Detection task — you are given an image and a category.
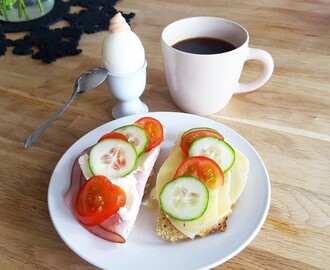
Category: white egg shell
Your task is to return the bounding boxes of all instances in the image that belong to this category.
[102,31,145,75]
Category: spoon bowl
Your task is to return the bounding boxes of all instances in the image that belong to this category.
[24,67,108,149]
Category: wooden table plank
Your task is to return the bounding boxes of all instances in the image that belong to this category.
[0,0,329,269]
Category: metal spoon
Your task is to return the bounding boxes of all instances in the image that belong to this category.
[24,67,108,149]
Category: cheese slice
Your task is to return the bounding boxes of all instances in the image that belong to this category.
[155,148,217,238]
[156,143,249,239]
[155,148,185,196]
[218,169,232,218]
[229,149,249,204]
[168,188,220,239]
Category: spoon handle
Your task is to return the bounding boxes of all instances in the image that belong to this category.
[24,93,77,149]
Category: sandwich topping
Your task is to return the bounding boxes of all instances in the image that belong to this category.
[65,121,248,243]
[64,117,164,243]
[155,127,249,240]
[160,176,210,221]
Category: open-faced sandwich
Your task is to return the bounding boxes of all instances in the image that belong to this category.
[64,117,164,243]
[154,127,249,242]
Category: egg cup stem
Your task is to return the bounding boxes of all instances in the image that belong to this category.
[112,100,148,119]
[106,61,149,119]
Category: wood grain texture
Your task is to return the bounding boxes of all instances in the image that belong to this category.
[0,0,329,269]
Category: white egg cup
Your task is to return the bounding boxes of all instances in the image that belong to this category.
[106,60,149,119]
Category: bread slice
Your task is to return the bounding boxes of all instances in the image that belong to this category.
[154,131,248,242]
[156,208,233,242]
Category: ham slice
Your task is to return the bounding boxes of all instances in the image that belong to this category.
[64,146,160,243]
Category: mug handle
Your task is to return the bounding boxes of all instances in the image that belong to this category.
[236,48,274,93]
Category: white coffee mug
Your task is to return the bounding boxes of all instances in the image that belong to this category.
[161,17,274,115]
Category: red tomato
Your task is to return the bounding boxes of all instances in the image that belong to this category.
[98,132,128,142]
[180,129,224,155]
[174,156,224,189]
[75,175,126,226]
[135,117,164,152]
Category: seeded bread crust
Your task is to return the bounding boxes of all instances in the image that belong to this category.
[156,209,231,243]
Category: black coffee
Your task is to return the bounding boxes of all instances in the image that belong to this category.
[172,37,236,54]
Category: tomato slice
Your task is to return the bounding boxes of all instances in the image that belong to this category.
[135,117,164,152]
[181,127,218,138]
[75,175,126,226]
[98,132,128,142]
[180,129,224,155]
[174,156,224,189]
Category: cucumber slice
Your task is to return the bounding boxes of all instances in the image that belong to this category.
[160,176,209,221]
[188,136,235,173]
[89,138,138,178]
[114,125,148,156]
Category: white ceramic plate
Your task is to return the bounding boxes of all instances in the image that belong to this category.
[48,112,271,270]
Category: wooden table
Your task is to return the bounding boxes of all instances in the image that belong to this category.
[1,0,329,269]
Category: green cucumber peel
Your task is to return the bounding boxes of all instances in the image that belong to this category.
[160,176,209,221]
[113,124,149,156]
[181,127,219,139]
[89,138,138,178]
[188,136,236,173]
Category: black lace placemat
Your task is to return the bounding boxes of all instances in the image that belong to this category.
[0,0,135,63]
